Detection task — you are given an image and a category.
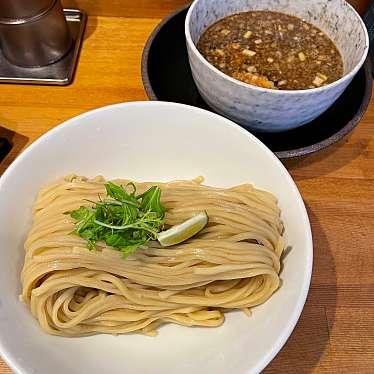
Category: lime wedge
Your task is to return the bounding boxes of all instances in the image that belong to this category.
[158,211,208,247]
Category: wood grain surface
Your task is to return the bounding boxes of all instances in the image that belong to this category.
[61,0,190,18]
[0,7,373,374]
[60,0,370,18]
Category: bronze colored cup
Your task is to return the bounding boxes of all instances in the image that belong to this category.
[0,0,72,67]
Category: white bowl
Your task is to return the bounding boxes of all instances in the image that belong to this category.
[0,102,312,374]
[185,0,369,132]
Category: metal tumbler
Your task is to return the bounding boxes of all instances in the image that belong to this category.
[0,0,73,67]
[0,0,53,20]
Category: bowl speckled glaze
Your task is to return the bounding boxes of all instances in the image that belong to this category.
[185,0,369,132]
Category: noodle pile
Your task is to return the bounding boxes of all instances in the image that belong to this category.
[21,175,284,336]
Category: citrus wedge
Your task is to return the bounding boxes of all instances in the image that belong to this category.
[158,211,208,247]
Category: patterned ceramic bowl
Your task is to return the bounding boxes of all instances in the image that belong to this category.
[185,0,369,132]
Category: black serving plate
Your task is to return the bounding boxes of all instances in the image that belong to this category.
[141,5,373,159]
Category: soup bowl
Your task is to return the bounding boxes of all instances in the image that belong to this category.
[185,0,369,132]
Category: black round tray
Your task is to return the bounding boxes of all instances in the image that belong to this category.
[141,5,373,159]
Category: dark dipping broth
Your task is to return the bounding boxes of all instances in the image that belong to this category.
[197,11,344,90]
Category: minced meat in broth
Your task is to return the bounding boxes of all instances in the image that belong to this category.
[197,11,343,90]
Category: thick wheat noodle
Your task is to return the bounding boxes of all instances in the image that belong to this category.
[21,175,285,336]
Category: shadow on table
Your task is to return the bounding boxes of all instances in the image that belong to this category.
[264,204,337,373]
[282,129,371,180]
[0,127,28,174]
[81,15,98,41]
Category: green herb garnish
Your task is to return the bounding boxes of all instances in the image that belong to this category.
[65,182,165,257]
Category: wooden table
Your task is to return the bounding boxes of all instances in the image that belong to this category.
[0,1,373,372]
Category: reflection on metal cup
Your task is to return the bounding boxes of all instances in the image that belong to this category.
[0,0,72,67]
[0,0,54,20]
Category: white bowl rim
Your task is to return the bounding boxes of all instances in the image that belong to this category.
[0,101,313,374]
[185,0,369,95]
